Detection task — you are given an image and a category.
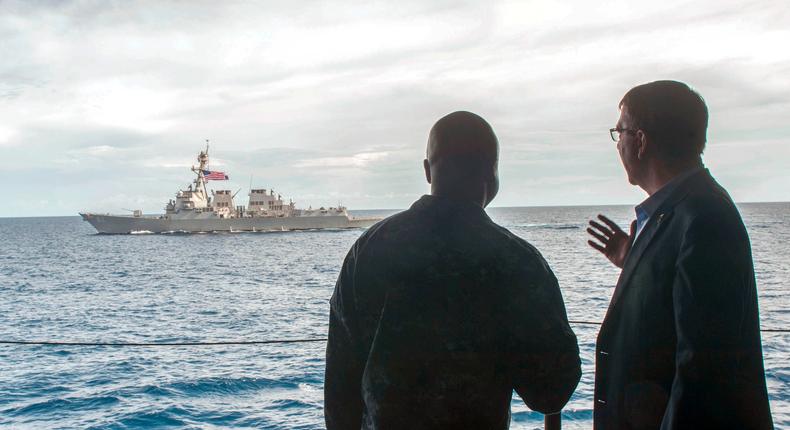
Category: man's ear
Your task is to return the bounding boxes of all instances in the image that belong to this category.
[423,159,431,184]
[636,130,649,160]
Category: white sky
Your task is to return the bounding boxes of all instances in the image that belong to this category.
[2,0,789,216]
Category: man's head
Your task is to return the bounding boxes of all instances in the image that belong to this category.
[424,111,499,207]
[614,80,707,187]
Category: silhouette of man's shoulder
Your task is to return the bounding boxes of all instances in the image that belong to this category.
[350,197,550,276]
[657,170,744,232]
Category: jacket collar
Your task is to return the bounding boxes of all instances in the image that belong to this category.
[411,194,492,222]
[635,166,704,221]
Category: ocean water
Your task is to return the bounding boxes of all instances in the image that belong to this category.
[0,203,787,429]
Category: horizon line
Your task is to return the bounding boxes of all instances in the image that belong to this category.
[2,200,787,219]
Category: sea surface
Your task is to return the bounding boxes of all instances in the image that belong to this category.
[0,203,788,429]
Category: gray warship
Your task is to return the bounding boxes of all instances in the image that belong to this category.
[80,145,382,234]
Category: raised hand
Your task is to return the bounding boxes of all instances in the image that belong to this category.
[586,214,635,268]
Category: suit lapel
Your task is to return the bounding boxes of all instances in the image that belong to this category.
[606,209,673,311]
[601,169,711,327]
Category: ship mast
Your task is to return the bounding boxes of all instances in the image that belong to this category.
[191,139,210,199]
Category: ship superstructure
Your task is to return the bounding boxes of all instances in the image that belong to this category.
[80,145,381,234]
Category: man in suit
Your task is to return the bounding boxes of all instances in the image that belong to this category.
[325,111,581,429]
[587,80,773,429]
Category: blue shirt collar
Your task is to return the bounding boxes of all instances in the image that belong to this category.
[635,166,705,219]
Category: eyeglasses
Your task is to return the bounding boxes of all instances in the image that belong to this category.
[609,128,637,142]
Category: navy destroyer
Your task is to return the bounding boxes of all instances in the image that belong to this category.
[80,145,382,234]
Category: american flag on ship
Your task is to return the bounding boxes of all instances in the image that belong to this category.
[202,170,229,180]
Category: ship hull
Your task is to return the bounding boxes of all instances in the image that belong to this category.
[79,213,379,234]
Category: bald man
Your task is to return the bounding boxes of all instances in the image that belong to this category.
[325,111,581,429]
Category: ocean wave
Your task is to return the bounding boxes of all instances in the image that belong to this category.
[5,395,120,417]
[166,376,299,396]
[268,398,316,409]
[112,405,189,428]
[161,230,190,235]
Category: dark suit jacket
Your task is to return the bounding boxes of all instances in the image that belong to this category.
[594,169,773,429]
[325,195,581,430]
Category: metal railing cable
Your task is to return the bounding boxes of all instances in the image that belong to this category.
[0,320,787,347]
[0,338,327,347]
[568,320,601,325]
[567,320,790,333]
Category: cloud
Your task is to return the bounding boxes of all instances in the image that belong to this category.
[0,125,16,145]
[294,151,391,169]
[75,145,118,156]
[142,159,194,169]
